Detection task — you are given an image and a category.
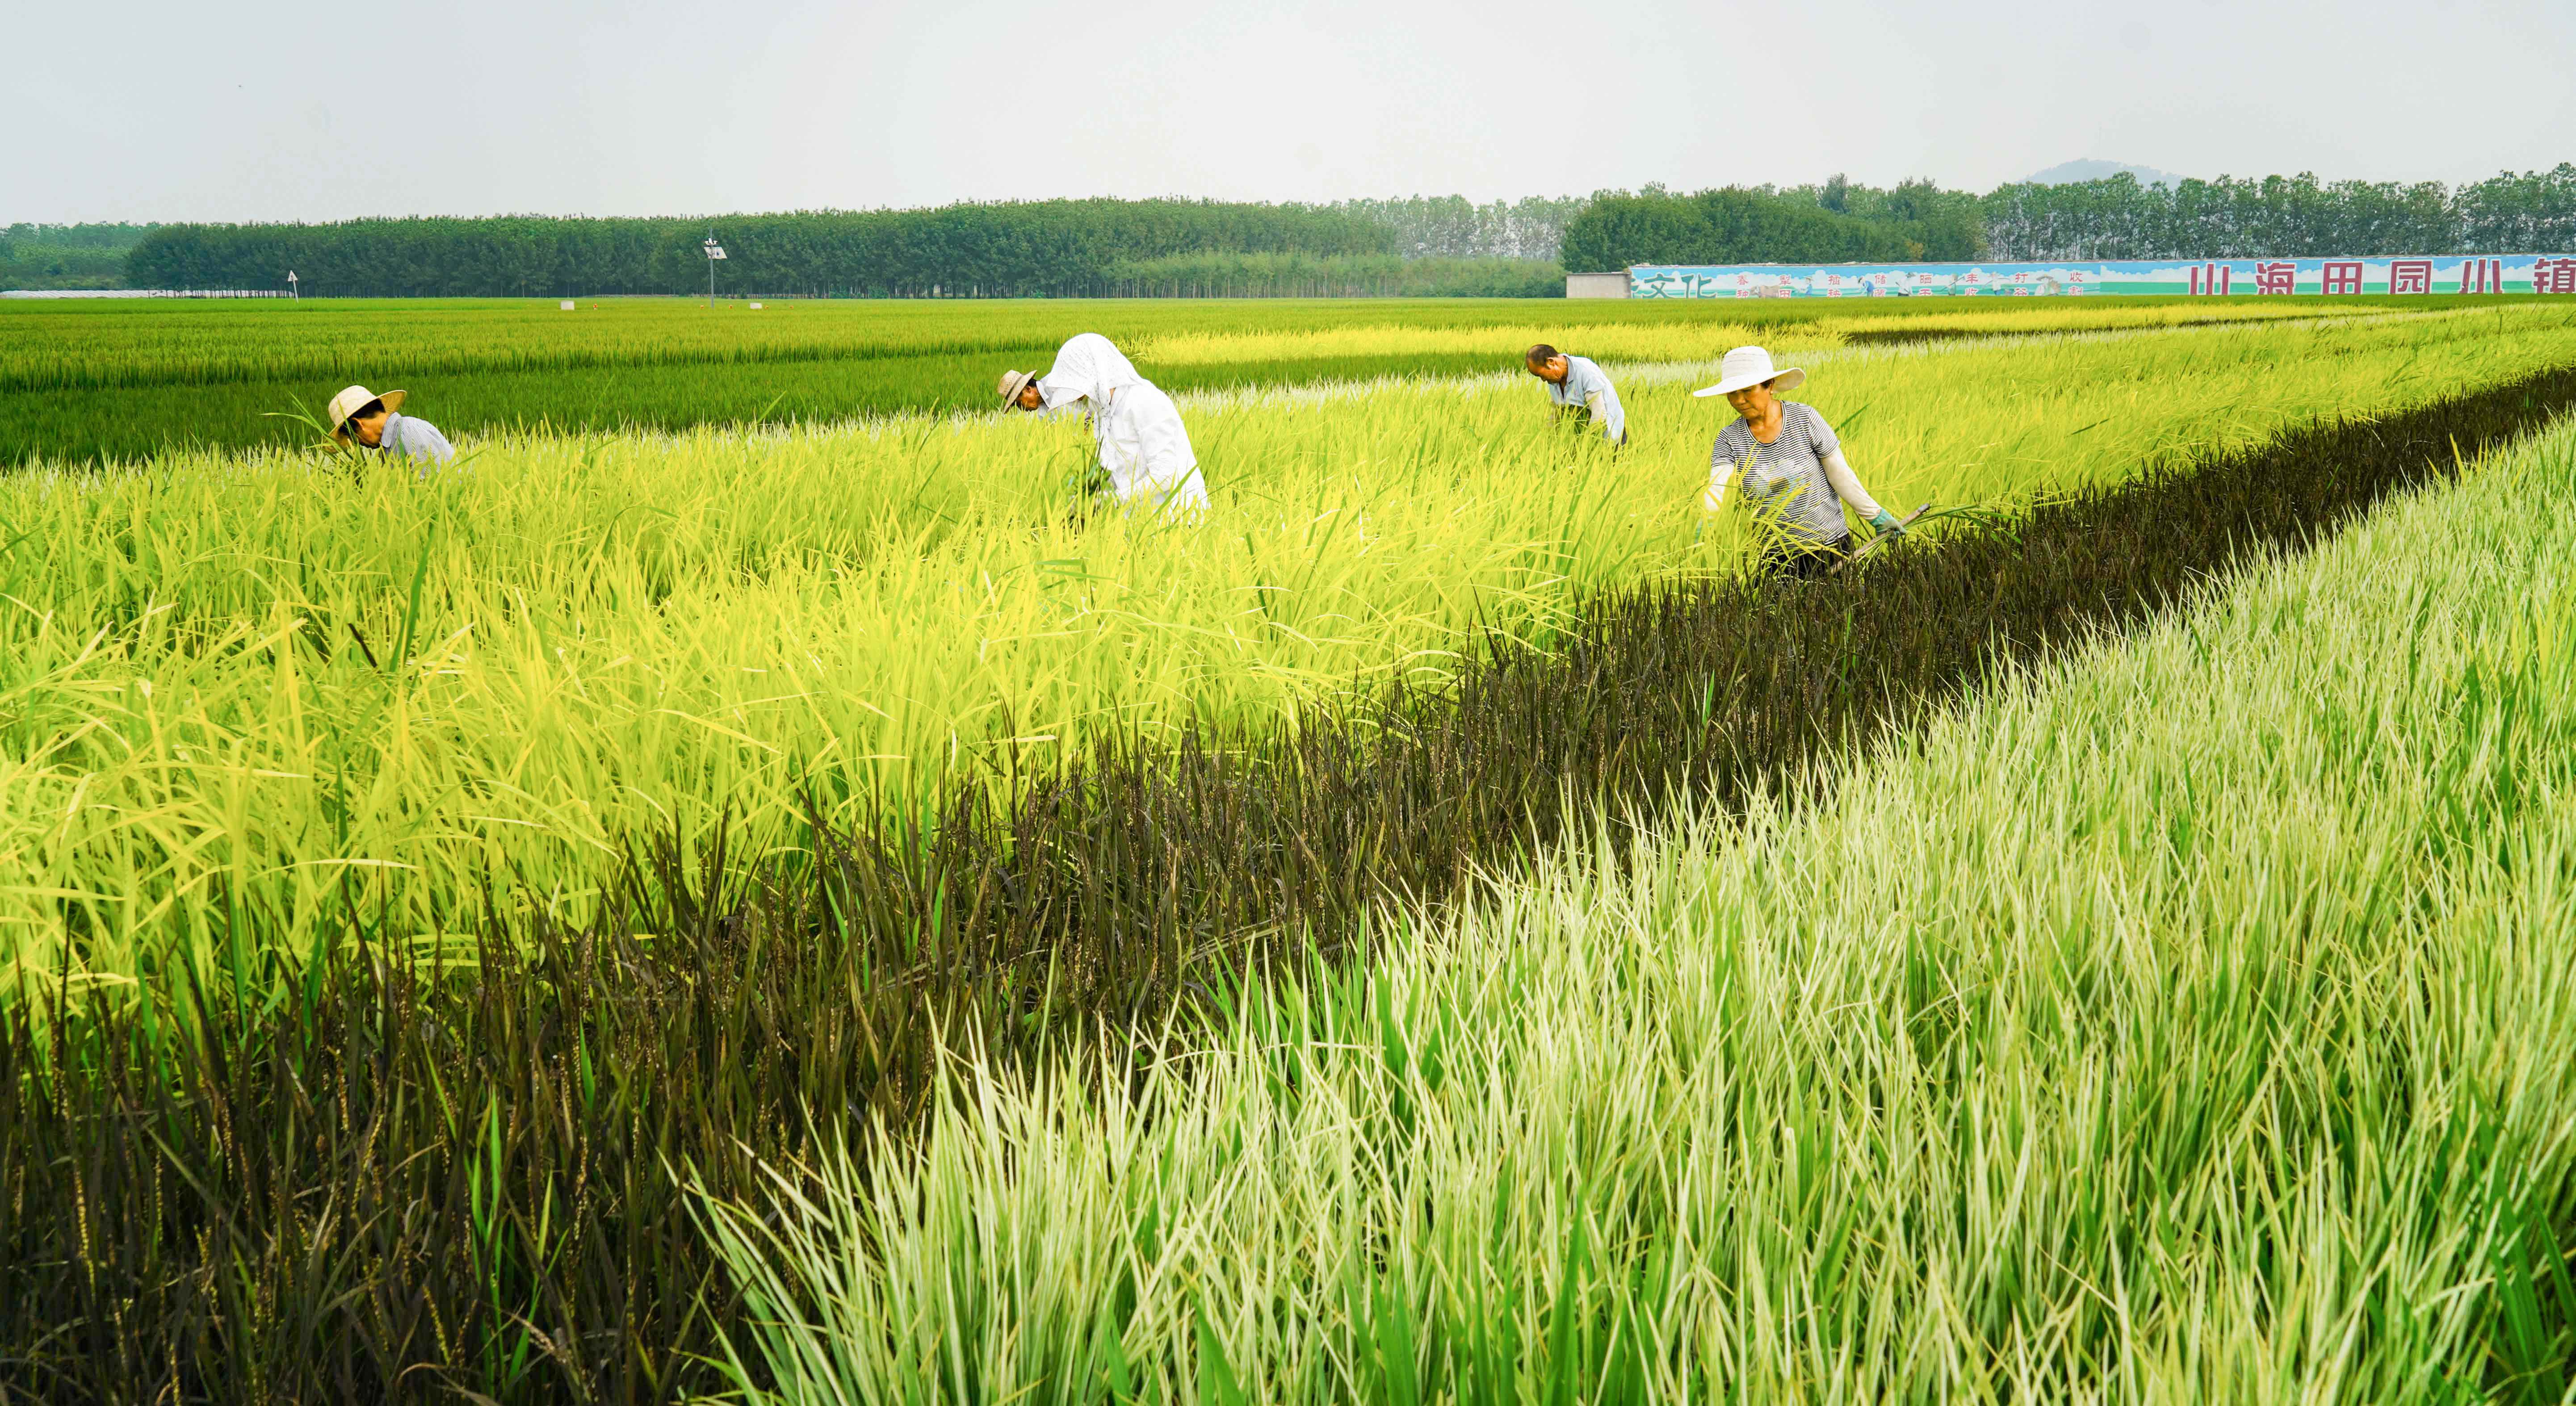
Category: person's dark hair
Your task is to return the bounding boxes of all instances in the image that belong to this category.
[1524,343,1559,364]
[350,398,385,424]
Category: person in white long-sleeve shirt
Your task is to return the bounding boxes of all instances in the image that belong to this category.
[1694,346,1905,579]
[997,334,1209,517]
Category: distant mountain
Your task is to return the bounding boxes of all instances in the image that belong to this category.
[2021,159,2186,188]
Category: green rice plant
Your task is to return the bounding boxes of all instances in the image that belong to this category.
[6,365,2568,1405]
[694,408,2576,1406]
[1129,297,2398,367]
[0,293,2459,463]
[5,309,2572,1009]
[0,292,2411,395]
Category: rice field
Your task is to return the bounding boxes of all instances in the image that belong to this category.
[4,293,2575,1403]
[0,293,2420,393]
[0,292,2471,462]
[698,414,2576,1404]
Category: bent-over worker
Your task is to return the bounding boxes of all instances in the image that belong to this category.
[1525,343,1626,446]
[996,333,1208,517]
[1694,346,1904,578]
[328,385,455,471]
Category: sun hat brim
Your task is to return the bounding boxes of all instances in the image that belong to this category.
[1691,366,1806,398]
[327,386,408,436]
[997,369,1039,406]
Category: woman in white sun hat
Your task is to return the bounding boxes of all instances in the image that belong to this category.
[1695,345,1903,578]
[327,385,455,471]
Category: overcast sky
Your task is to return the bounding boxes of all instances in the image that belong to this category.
[11,0,2573,224]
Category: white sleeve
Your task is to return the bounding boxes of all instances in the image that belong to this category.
[1820,447,1884,519]
[1704,455,1735,510]
[1585,390,1613,436]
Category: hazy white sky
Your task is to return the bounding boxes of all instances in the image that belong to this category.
[12,0,2573,224]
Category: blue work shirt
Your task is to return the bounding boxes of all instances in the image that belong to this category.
[1545,355,1626,444]
[375,412,456,473]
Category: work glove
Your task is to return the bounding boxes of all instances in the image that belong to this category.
[1870,509,1906,536]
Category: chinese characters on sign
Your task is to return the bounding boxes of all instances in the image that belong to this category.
[1626,256,2572,298]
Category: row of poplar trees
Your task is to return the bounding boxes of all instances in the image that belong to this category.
[120,168,2576,295]
[125,201,1412,299]
[1560,166,2576,268]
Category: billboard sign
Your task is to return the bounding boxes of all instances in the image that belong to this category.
[1630,255,2573,298]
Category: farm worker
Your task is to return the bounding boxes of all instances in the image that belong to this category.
[327,385,455,472]
[996,333,1208,517]
[1524,343,1626,446]
[1695,346,1905,578]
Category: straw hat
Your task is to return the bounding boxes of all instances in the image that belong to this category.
[995,368,1039,407]
[1691,346,1807,398]
[327,384,407,437]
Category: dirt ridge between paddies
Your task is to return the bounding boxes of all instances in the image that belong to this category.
[10,362,2576,1404]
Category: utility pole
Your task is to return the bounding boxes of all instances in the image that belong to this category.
[703,233,726,308]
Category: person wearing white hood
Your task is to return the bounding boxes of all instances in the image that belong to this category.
[997,333,1209,517]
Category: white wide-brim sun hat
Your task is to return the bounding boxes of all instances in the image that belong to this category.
[326,384,408,436]
[1692,345,1807,398]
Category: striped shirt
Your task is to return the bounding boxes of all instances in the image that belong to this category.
[1711,402,1847,544]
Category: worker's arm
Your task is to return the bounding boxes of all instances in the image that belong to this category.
[1802,405,1899,533]
[1701,456,1736,514]
[1575,362,1627,443]
[1820,447,1904,533]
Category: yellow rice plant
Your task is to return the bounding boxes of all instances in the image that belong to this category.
[3,306,2571,998]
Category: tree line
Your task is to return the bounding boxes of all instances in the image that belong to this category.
[1326,196,1590,262]
[88,166,2576,297]
[1,222,157,290]
[1562,167,2576,268]
[122,201,1407,299]
[1560,180,1987,271]
[1979,166,2576,260]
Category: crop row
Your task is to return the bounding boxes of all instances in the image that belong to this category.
[0,292,2420,395]
[0,299,2456,465]
[707,413,2576,1404]
[0,296,1778,393]
[6,308,2573,1012]
[8,342,2570,1404]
